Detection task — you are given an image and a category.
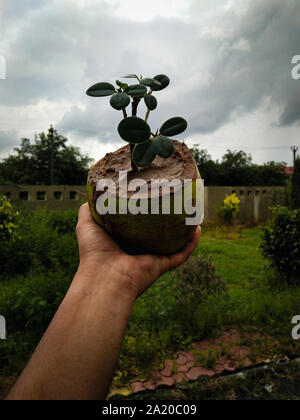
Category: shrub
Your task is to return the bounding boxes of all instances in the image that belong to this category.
[0,195,20,242]
[217,193,240,225]
[0,272,70,375]
[260,206,300,283]
[291,157,300,209]
[171,254,227,333]
[0,208,79,278]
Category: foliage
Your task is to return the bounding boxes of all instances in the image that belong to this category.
[1,218,300,381]
[260,206,300,283]
[0,127,92,185]
[0,208,78,278]
[291,157,300,209]
[191,146,287,187]
[0,195,20,242]
[86,74,187,168]
[217,193,240,225]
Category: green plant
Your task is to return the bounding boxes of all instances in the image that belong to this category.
[0,195,20,241]
[260,206,300,283]
[291,157,300,209]
[86,74,187,168]
[171,255,227,334]
[217,193,240,225]
[194,349,219,369]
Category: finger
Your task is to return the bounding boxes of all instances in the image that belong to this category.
[161,226,201,273]
[78,202,94,225]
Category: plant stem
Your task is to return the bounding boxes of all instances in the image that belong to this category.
[132,97,141,116]
[130,143,138,172]
[144,89,152,123]
[122,109,127,118]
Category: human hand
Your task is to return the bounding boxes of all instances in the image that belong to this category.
[75,203,201,300]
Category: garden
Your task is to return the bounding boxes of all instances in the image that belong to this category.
[0,193,300,399]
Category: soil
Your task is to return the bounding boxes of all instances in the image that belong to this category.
[88,140,197,199]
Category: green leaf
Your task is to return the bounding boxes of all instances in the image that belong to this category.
[125,84,147,97]
[118,117,151,144]
[132,141,156,167]
[122,74,140,81]
[140,78,161,88]
[86,82,115,97]
[110,93,131,110]
[160,117,187,137]
[116,80,128,90]
[151,74,170,91]
[144,94,157,110]
[151,136,175,158]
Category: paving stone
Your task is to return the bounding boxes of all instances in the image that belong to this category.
[186,361,195,368]
[131,381,146,393]
[186,366,215,380]
[176,351,195,365]
[160,360,173,377]
[177,364,189,373]
[143,379,157,390]
[176,353,188,365]
[173,372,187,384]
[156,376,175,387]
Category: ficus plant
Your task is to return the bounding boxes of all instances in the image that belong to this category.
[86,73,188,169]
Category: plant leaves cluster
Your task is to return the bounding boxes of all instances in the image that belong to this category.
[86,74,187,168]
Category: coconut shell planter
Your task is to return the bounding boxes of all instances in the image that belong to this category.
[86,74,203,255]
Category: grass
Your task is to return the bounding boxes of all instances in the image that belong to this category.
[0,210,300,392]
[117,225,300,385]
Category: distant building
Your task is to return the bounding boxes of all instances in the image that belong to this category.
[279,166,294,183]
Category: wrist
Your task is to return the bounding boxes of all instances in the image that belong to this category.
[71,261,138,305]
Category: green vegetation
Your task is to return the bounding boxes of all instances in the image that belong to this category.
[0,127,92,185]
[0,202,299,386]
[0,195,20,242]
[260,206,300,283]
[291,157,300,209]
[217,193,240,225]
[191,147,287,186]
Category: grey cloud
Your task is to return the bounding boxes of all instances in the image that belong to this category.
[0,130,19,154]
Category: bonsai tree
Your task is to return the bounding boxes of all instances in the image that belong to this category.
[86,73,202,255]
[86,74,187,169]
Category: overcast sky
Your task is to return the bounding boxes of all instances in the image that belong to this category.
[0,0,299,165]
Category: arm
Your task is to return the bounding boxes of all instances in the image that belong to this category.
[7,203,201,400]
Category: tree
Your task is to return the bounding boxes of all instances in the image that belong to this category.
[218,150,253,186]
[190,147,219,186]
[0,127,93,185]
[191,146,287,186]
[291,157,300,209]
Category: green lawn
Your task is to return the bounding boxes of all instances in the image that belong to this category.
[117,226,300,385]
[1,212,300,391]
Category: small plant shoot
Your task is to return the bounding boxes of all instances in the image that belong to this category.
[86,74,187,168]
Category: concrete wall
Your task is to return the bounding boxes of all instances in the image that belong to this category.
[0,185,286,225]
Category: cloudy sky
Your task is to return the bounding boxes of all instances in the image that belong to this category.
[0,0,299,165]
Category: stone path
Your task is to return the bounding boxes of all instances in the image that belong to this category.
[128,327,269,396]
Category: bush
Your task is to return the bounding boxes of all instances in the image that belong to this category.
[217,193,240,225]
[0,272,70,375]
[260,206,300,283]
[291,157,300,209]
[0,208,79,278]
[170,254,227,334]
[0,195,20,242]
